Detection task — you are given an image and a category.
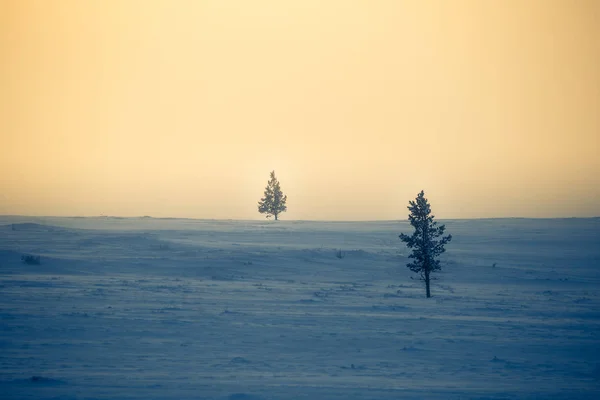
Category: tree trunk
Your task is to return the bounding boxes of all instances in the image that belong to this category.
[425,272,431,298]
[274,213,278,221]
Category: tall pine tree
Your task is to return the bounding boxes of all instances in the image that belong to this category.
[399,190,452,298]
[258,171,287,220]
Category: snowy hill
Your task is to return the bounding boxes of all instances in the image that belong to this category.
[1,216,599,399]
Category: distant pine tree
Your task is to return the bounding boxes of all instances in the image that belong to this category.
[258,171,287,221]
[399,190,452,298]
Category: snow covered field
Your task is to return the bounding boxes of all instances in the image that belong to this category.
[1,216,599,399]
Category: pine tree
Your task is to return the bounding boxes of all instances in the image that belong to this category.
[399,190,452,298]
[258,171,287,220]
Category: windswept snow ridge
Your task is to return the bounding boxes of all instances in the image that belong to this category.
[0,216,599,399]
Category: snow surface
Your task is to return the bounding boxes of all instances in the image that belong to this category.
[0,216,599,399]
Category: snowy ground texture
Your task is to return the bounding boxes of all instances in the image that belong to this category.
[1,216,599,400]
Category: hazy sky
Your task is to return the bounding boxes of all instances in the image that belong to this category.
[1,0,599,220]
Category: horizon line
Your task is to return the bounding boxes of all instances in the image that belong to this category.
[1,214,598,222]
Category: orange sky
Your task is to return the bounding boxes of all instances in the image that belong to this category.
[1,0,599,219]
